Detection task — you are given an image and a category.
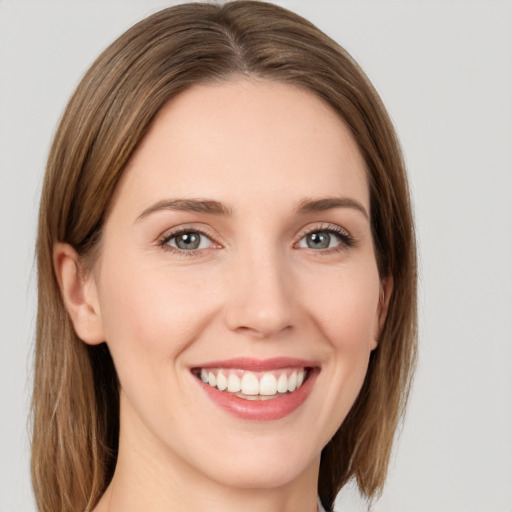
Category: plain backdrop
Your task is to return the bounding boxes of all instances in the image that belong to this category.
[1,1,511,511]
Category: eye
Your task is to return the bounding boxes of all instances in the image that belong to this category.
[162,230,213,251]
[297,226,354,251]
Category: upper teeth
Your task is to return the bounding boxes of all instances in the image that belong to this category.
[199,368,306,397]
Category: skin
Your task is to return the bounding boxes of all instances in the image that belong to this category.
[55,79,391,512]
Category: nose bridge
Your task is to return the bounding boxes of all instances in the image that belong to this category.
[225,239,295,338]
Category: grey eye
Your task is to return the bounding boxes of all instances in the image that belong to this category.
[175,232,200,250]
[167,231,211,250]
[299,230,343,250]
[306,232,331,249]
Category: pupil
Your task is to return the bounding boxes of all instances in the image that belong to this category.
[307,232,330,249]
[176,232,200,250]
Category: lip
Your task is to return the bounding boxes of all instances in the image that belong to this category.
[191,357,319,421]
[193,357,317,372]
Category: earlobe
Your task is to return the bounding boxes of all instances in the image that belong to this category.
[53,242,105,345]
[371,276,394,350]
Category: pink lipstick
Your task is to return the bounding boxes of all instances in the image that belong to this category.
[191,357,319,421]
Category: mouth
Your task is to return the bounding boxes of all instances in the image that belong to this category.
[191,358,319,420]
[192,367,310,401]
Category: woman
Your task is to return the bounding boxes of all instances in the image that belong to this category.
[32,2,417,511]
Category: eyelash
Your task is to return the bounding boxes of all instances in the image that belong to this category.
[298,223,356,253]
[158,227,216,256]
[157,223,356,256]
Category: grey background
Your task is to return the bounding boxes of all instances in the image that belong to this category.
[1,1,511,511]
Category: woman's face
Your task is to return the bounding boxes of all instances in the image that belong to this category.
[89,80,385,489]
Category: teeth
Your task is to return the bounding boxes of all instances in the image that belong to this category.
[199,367,307,398]
[241,372,259,395]
[297,370,304,388]
[287,371,297,392]
[216,372,228,391]
[227,373,241,392]
[259,373,277,395]
[277,373,288,393]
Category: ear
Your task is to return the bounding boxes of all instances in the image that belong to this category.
[371,276,393,349]
[53,242,105,345]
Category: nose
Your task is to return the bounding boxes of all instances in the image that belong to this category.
[224,248,296,339]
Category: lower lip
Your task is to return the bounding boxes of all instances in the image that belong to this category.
[195,369,318,421]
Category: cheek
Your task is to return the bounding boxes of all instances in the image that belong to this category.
[301,263,380,432]
[305,263,381,351]
[96,260,222,367]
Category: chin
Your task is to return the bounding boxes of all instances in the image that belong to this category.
[206,454,317,490]
[181,429,321,491]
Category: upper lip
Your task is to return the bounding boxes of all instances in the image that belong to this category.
[191,357,317,372]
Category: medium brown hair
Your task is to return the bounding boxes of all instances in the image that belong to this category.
[32,2,417,511]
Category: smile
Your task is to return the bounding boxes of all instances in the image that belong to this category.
[191,358,318,421]
[197,367,308,400]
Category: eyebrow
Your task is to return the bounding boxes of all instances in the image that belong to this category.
[296,197,369,219]
[136,196,368,222]
[136,198,233,222]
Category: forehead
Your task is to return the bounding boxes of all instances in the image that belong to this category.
[114,79,369,215]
